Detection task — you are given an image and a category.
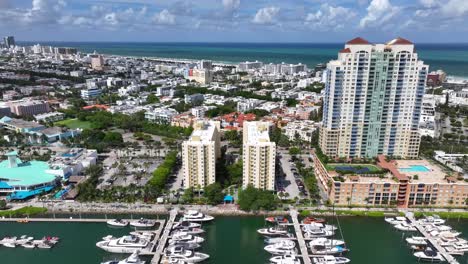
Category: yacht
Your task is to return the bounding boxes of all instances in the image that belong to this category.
[430,230,461,238]
[173,221,202,230]
[164,246,210,263]
[3,242,16,248]
[269,254,301,264]
[171,228,204,236]
[264,240,297,255]
[129,231,155,240]
[170,242,201,250]
[257,227,289,236]
[406,236,427,246]
[309,238,345,247]
[181,210,214,222]
[414,248,445,262]
[101,250,146,264]
[130,218,155,228]
[418,216,445,226]
[444,242,468,253]
[384,216,407,225]
[265,237,294,244]
[21,242,36,249]
[310,245,348,255]
[16,235,34,245]
[424,225,452,233]
[394,223,417,232]
[266,216,289,224]
[312,255,351,264]
[37,242,52,249]
[302,217,326,224]
[302,223,337,232]
[303,229,335,238]
[96,235,151,254]
[169,234,204,244]
[107,219,129,227]
[438,236,467,247]
[0,236,17,245]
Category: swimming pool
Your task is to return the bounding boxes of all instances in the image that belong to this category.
[399,165,431,173]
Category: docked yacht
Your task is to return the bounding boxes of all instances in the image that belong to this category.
[406,236,427,246]
[101,250,146,264]
[182,210,214,222]
[311,255,351,264]
[164,246,210,263]
[303,229,335,238]
[3,242,16,248]
[16,235,34,245]
[107,219,129,227]
[169,234,204,244]
[21,242,36,249]
[384,216,407,225]
[269,254,301,264]
[0,236,17,245]
[430,230,461,238]
[264,237,294,244]
[130,218,155,228]
[302,217,326,224]
[266,216,289,224]
[96,235,151,254]
[414,248,445,262]
[171,228,204,236]
[394,223,417,232]
[310,245,348,255]
[418,216,445,226]
[264,240,297,255]
[445,242,468,253]
[170,242,201,250]
[309,238,345,247]
[257,227,289,237]
[37,242,52,249]
[173,221,202,230]
[302,223,337,232]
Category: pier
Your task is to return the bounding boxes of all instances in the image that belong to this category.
[407,214,459,264]
[151,208,178,264]
[289,209,311,264]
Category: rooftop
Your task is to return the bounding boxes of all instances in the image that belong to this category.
[189,121,217,143]
[245,121,272,144]
[346,37,371,45]
[0,158,56,187]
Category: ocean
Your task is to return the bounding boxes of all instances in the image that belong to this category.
[18,42,468,78]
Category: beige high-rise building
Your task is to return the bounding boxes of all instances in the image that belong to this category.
[182,120,221,189]
[242,121,276,190]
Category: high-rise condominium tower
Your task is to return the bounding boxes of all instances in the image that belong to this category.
[242,121,276,190]
[182,120,221,189]
[320,37,428,159]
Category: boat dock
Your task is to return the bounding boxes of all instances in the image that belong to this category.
[151,208,178,264]
[407,214,460,264]
[290,209,311,264]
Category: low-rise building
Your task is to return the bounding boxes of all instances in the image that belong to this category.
[145,107,178,124]
[81,87,102,100]
[34,112,65,123]
[282,120,318,142]
[8,99,50,117]
[47,148,98,180]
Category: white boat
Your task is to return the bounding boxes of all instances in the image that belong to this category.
[425,224,452,233]
[3,242,16,248]
[171,227,204,235]
[129,231,155,240]
[303,229,335,238]
[310,245,348,255]
[21,243,36,249]
[445,242,468,253]
[312,255,351,264]
[418,216,445,225]
[430,230,461,238]
[96,235,151,254]
[130,218,155,228]
[181,210,214,222]
[169,234,204,244]
[264,240,296,255]
[270,254,301,264]
[309,238,345,247]
[439,237,467,247]
[265,237,294,244]
[394,223,417,232]
[257,227,289,236]
[406,236,427,246]
[164,246,210,263]
[384,216,407,225]
[302,223,337,232]
[37,242,52,249]
[16,235,34,245]
[107,219,129,227]
[173,221,201,230]
[414,248,445,262]
[0,236,17,244]
[169,242,201,250]
[101,250,146,264]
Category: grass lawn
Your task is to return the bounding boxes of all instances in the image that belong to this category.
[55,118,92,129]
[0,206,47,217]
[326,163,383,173]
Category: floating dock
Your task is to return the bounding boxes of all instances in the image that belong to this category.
[289,209,312,264]
[152,208,178,264]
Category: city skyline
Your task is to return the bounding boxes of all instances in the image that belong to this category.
[1,0,468,43]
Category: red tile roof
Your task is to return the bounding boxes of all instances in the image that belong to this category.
[339,48,351,53]
[346,37,370,45]
[387,37,413,45]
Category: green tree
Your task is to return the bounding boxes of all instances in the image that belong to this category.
[238,185,278,211]
[289,147,301,155]
[204,183,224,205]
[146,94,160,104]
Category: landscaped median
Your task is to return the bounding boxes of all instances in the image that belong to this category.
[0,206,47,218]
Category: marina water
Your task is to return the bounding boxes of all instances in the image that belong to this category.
[0,215,467,264]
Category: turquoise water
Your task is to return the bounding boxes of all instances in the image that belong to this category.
[399,165,431,173]
[18,42,468,77]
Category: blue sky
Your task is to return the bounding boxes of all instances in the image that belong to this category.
[1,0,468,43]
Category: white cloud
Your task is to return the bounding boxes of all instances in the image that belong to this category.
[252,6,280,25]
[440,0,468,17]
[223,0,240,12]
[153,9,176,25]
[305,4,357,31]
[0,0,66,26]
[419,0,437,8]
[359,0,399,28]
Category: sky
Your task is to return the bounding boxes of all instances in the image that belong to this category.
[1,0,468,43]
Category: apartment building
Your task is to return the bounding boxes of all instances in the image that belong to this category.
[9,99,50,117]
[242,121,276,190]
[182,121,221,189]
[320,37,428,159]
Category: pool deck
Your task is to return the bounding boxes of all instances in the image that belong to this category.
[394,160,447,184]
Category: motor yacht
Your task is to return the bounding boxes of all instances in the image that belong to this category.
[424,224,452,233]
[264,237,294,244]
[302,217,326,224]
[310,245,348,255]
[430,230,461,238]
[170,242,201,250]
[406,236,427,246]
[173,221,201,230]
[311,255,351,264]
[164,246,210,263]
[171,227,204,236]
[0,236,17,245]
[384,216,407,225]
[107,219,129,227]
[181,210,214,222]
[394,223,417,232]
[101,250,146,264]
[418,216,445,226]
[302,223,337,232]
[21,242,36,249]
[129,231,155,240]
[414,248,445,262]
[96,235,151,254]
[169,234,204,244]
[264,240,297,255]
[265,216,289,224]
[309,238,345,247]
[257,227,289,237]
[15,235,34,245]
[37,242,52,249]
[444,242,468,253]
[269,254,301,264]
[3,242,16,248]
[303,229,335,238]
[130,218,155,228]
[438,236,467,247]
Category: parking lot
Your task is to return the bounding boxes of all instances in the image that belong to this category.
[277,153,303,199]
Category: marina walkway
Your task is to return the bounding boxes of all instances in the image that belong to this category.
[151,208,178,264]
[407,214,459,264]
[290,209,311,264]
